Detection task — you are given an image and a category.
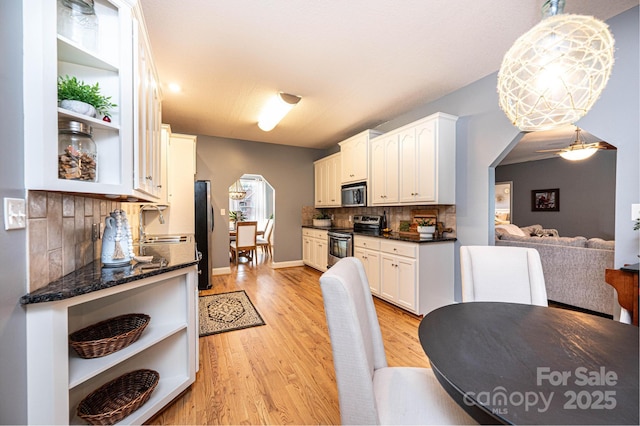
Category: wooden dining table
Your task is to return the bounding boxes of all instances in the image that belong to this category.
[229,229,264,237]
[418,302,639,425]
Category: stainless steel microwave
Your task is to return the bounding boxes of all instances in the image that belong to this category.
[341,182,366,207]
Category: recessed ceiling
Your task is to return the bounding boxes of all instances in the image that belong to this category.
[140,0,638,149]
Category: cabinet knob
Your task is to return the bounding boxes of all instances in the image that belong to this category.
[146,176,153,180]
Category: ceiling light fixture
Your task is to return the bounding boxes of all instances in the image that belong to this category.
[229,180,247,200]
[497,0,615,131]
[557,127,599,160]
[257,92,301,132]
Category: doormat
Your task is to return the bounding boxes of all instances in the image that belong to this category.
[199,290,265,337]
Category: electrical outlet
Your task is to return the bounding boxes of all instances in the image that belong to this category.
[348,215,352,222]
[4,198,26,230]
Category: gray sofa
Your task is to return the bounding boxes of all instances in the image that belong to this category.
[495,224,615,316]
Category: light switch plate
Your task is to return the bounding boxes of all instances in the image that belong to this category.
[220,208,226,216]
[632,204,640,220]
[4,198,26,230]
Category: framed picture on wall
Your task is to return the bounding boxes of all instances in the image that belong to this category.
[531,188,559,211]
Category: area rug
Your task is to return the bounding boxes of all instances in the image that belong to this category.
[199,290,265,337]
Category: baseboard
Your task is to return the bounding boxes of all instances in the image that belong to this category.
[212,266,231,275]
[271,260,305,269]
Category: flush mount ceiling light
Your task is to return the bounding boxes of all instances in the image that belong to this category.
[257,92,302,132]
[497,0,615,131]
[229,180,247,200]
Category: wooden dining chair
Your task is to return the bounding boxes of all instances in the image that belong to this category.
[460,245,548,306]
[257,219,273,258]
[320,257,475,425]
[229,221,257,265]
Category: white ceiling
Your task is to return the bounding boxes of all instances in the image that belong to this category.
[139,0,638,150]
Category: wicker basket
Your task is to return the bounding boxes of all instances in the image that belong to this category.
[69,314,150,359]
[77,369,160,425]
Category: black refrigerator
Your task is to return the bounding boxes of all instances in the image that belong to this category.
[194,180,213,290]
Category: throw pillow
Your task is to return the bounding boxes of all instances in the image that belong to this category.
[495,224,526,237]
[520,224,543,236]
[533,228,559,237]
[586,238,615,250]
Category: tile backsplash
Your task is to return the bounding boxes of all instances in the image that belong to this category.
[303,204,457,237]
[26,191,139,292]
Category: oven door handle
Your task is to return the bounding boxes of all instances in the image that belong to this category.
[329,234,352,241]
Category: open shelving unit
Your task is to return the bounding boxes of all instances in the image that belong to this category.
[24,0,162,201]
[25,267,198,424]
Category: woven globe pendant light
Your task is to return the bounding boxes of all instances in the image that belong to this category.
[497,1,615,131]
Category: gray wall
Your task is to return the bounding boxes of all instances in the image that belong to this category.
[373,7,639,299]
[0,0,28,423]
[194,136,327,268]
[496,151,616,240]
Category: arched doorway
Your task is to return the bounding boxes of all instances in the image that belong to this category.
[228,174,275,263]
[491,124,617,240]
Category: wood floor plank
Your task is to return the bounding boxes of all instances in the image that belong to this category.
[148,257,431,425]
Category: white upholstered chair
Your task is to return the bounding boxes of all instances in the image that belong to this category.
[460,245,548,306]
[256,219,273,258]
[229,221,257,265]
[320,257,476,425]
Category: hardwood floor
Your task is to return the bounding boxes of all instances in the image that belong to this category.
[148,255,430,425]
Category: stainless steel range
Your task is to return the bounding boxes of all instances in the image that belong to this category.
[327,215,382,268]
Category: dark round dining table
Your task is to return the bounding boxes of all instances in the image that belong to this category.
[418,302,639,425]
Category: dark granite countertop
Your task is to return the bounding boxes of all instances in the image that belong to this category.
[302,225,456,244]
[21,241,199,305]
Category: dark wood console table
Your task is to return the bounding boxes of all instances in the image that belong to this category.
[605,263,639,326]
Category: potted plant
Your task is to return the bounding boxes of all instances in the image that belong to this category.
[313,210,332,227]
[58,75,117,120]
[416,218,436,238]
[229,210,246,225]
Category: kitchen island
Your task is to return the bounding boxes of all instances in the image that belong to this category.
[21,240,199,425]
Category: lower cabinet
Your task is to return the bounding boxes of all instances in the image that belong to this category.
[354,236,381,296]
[302,228,328,272]
[354,236,454,315]
[25,266,198,425]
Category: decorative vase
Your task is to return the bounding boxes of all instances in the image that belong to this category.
[60,99,97,118]
[313,218,332,227]
[417,225,436,239]
[101,210,133,267]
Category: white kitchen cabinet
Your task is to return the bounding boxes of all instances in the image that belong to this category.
[339,130,382,184]
[142,129,196,235]
[370,134,399,205]
[25,267,198,425]
[23,0,161,201]
[133,4,163,198]
[166,133,197,233]
[354,236,381,296]
[314,153,341,207]
[380,240,417,310]
[399,113,457,204]
[302,228,328,271]
[355,237,454,316]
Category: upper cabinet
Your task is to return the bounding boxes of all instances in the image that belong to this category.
[23,0,162,201]
[133,5,163,198]
[370,134,399,205]
[339,130,382,184]
[370,112,457,206]
[314,153,341,208]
